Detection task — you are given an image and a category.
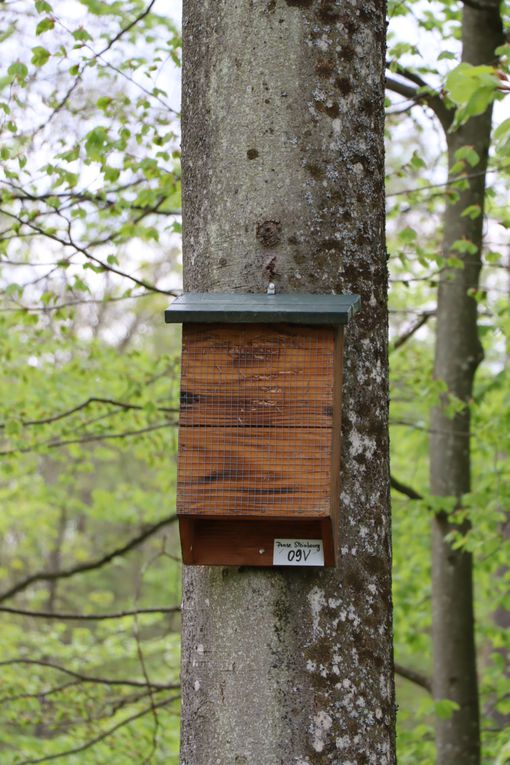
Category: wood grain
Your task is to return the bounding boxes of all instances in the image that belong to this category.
[179,517,335,567]
[176,323,343,564]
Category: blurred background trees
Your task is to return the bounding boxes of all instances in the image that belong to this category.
[0,0,508,762]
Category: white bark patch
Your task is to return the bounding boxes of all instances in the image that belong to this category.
[349,430,376,459]
[311,710,333,752]
[194,680,201,691]
[308,586,326,637]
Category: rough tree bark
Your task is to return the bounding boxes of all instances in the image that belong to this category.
[430,4,503,764]
[180,1,394,763]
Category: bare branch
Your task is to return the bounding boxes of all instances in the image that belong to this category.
[386,65,452,132]
[395,662,432,693]
[391,311,435,351]
[0,396,178,429]
[0,513,177,603]
[31,77,82,137]
[0,207,176,297]
[17,694,180,765]
[97,0,158,57]
[387,162,510,197]
[0,658,179,691]
[0,291,159,313]
[0,605,180,620]
[0,420,178,457]
[386,76,421,102]
[0,680,80,705]
[390,475,423,501]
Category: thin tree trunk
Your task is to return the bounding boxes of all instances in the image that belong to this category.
[430,5,503,764]
[180,1,394,762]
[46,507,68,614]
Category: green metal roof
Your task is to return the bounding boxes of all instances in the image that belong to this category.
[164,293,361,325]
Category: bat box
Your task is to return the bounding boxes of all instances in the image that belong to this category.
[165,293,360,568]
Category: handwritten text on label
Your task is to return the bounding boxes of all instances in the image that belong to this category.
[273,539,325,567]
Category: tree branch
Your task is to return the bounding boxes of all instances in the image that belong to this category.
[390,475,423,500]
[386,76,421,102]
[386,65,452,132]
[0,396,178,429]
[0,513,177,603]
[17,693,180,765]
[0,207,176,297]
[0,658,179,691]
[387,162,510,197]
[97,0,158,58]
[0,605,180,620]
[0,292,159,313]
[0,420,178,457]
[391,311,435,351]
[0,680,80,705]
[394,662,432,693]
[3,187,181,216]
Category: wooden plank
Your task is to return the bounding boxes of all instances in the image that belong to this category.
[180,324,335,428]
[177,426,331,517]
[179,517,335,566]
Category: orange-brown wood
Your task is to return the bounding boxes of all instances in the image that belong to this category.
[179,517,335,567]
[178,426,331,516]
[329,328,345,560]
[176,323,343,567]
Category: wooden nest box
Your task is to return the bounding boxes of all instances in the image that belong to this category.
[165,293,360,568]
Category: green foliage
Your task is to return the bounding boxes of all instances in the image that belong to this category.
[387,1,510,762]
[0,0,183,761]
[446,63,500,129]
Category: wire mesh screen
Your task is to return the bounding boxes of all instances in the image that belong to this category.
[177,323,335,518]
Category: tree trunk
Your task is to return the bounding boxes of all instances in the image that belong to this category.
[430,5,503,764]
[180,2,394,762]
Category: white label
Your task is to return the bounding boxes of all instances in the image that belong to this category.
[273,539,324,567]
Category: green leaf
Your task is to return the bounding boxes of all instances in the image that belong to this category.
[409,152,426,171]
[35,17,55,35]
[434,699,460,720]
[35,0,53,12]
[31,46,51,67]
[7,61,28,84]
[438,50,456,61]
[446,63,499,129]
[461,204,482,220]
[84,126,109,162]
[103,165,120,182]
[5,419,22,436]
[96,96,112,111]
[455,146,480,168]
[72,27,93,42]
[399,226,417,244]
[451,238,478,255]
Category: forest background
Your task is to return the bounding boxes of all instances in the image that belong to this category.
[0,0,508,763]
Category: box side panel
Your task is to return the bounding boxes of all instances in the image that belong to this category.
[329,328,345,561]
